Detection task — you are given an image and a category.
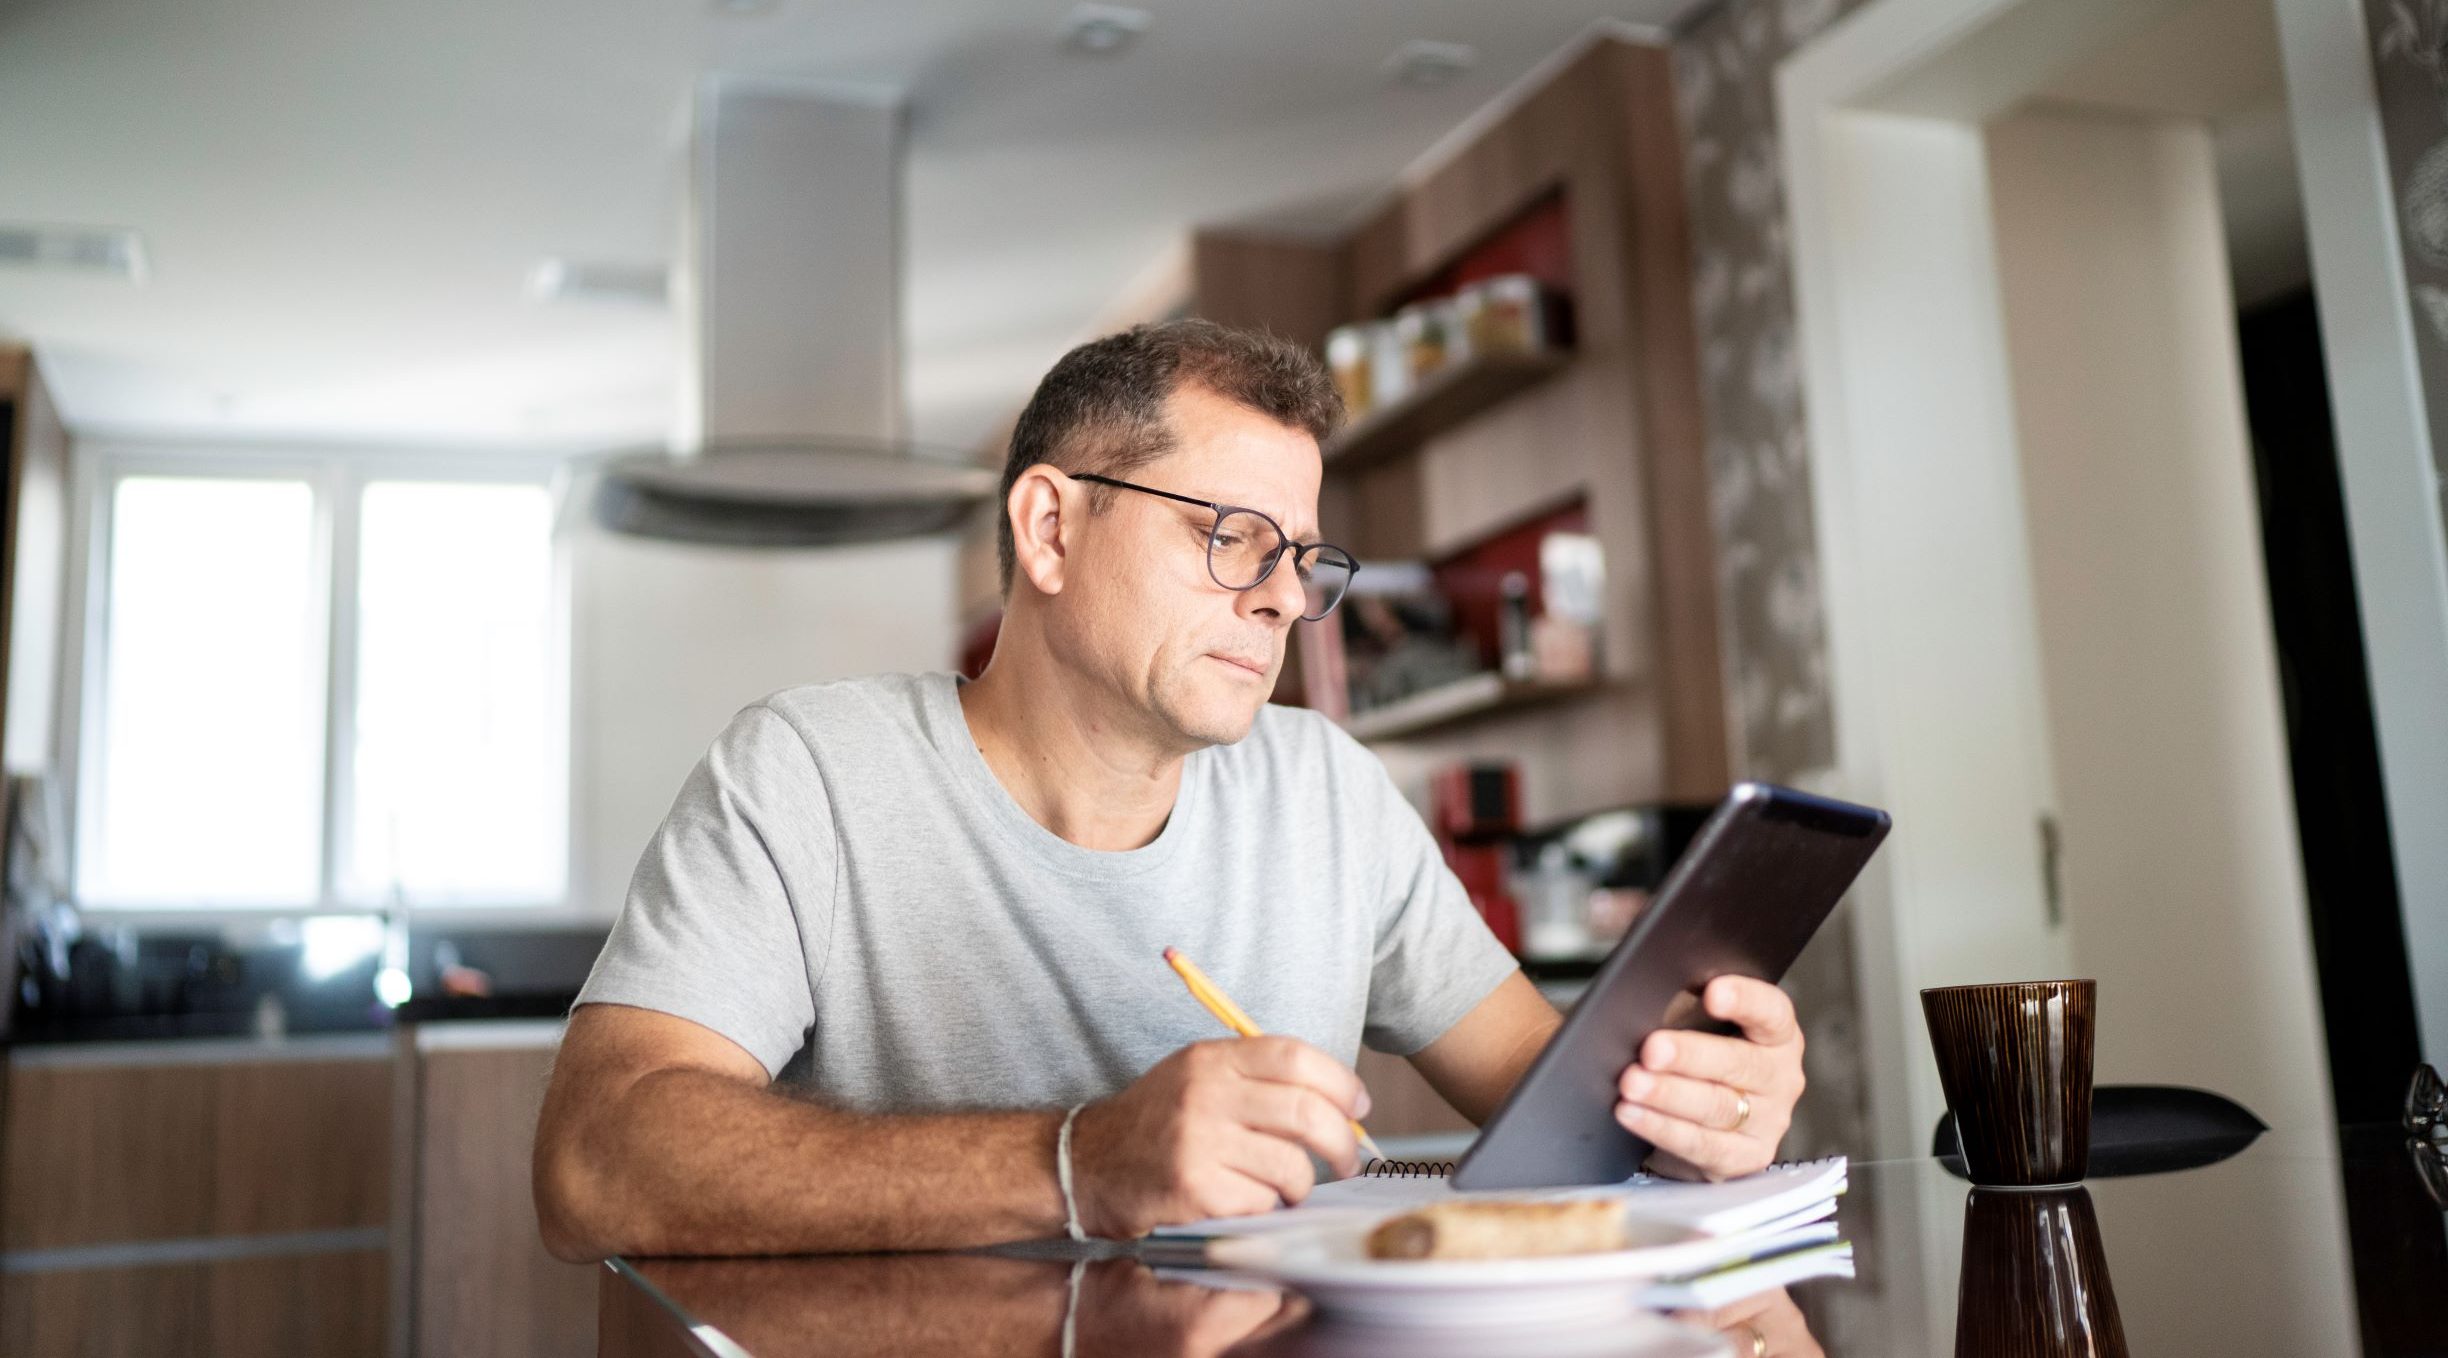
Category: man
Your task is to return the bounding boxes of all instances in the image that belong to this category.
[534,321,1808,1259]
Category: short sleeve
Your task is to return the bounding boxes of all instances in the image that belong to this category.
[1357,754,1521,1056]
[576,703,833,1078]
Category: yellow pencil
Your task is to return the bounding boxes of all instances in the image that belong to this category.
[1162,946,1387,1164]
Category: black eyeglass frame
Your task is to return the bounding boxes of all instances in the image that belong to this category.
[1070,472,1358,621]
[2411,1062,2445,1142]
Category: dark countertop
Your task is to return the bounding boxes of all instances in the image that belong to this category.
[4,990,581,1047]
[6,923,601,1048]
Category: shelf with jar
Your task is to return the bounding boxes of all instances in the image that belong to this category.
[1189,40,1729,808]
[1300,497,1608,742]
[1321,273,1576,475]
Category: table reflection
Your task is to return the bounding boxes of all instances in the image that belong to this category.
[1672,1288,1827,1358]
[1227,1295,1782,1358]
[622,1253,1308,1358]
[1954,1187,2125,1358]
[610,1126,2448,1358]
[619,1251,1830,1358]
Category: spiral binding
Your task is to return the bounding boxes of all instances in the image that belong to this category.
[1360,1158,1455,1179]
[1352,1152,1830,1182]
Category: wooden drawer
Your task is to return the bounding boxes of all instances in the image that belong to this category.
[2,1046,392,1251]
[1,1245,387,1357]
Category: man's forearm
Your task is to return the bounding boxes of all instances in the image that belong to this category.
[1408,971,1566,1124]
[537,1066,1068,1259]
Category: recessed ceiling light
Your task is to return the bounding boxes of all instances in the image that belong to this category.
[1385,39,1478,88]
[0,223,147,281]
[1060,3,1150,56]
[527,258,669,306]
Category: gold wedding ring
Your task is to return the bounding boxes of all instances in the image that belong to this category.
[1732,1091,1752,1131]
[1734,1321,1767,1357]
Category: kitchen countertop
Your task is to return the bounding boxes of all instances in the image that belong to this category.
[4,991,578,1053]
[5,922,602,1047]
[2,1030,395,1067]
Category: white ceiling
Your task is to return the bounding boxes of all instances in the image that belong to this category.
[2030,0,2310,306]
[0,0,1711,455]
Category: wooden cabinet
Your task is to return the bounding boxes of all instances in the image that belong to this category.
[1190,36,1730,820]
[6,1251,390,1358]
[0,343,68,780]
[0,1023,593,1358]
[391,1022,594,1358]
[0,1038,395,1357]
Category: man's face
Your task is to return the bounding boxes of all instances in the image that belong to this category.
[1050,382,1324,751]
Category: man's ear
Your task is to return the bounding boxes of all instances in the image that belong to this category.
[1006,464,1072,597]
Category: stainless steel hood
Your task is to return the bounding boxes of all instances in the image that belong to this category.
[592,79,994,547]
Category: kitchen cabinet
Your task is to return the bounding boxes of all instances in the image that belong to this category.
[0,343,68,781]
[390,1020,593,1358]
[1187,36,1730,816]
[0,1037,394,1356]
[0,1020,596,1357]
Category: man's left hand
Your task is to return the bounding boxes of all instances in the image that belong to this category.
[1613,976,1804,1181]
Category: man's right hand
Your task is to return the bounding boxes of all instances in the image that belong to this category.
[1068,1036,1372,1237]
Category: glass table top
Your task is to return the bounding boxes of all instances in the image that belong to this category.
[603,1122,2448,1357]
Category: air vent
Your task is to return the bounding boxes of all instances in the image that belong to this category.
[1385,40,1478,87]
[526,258,669,306]
[0,224,147,280]
[1060,3,1150,55]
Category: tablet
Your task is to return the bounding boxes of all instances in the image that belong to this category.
[1450,782,1890,1190]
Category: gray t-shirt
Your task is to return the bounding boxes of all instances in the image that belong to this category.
[577,671,1519,1113]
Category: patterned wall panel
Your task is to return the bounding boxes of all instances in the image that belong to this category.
[1671,0,1874,1173]
[2368,0,2448,532]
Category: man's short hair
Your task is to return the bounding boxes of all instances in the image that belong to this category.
[996,319,1344,593]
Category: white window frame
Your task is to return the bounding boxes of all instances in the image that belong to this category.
[63,439,577,922]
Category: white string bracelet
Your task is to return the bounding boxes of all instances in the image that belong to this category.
[1056,1104,1089,1242]
[1060,1257,1086,1358]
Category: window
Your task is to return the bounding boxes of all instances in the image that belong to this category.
[75,455,568,911]
[87,477,324,905]
[349,481,561,903]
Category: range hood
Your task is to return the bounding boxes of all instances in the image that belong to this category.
[592,79,995,547]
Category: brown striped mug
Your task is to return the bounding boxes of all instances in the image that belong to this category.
[1921,979,2097,1187]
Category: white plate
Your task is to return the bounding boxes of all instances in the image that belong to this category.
[1268,1312,1729,1357]
[1206,1217,1730,1329]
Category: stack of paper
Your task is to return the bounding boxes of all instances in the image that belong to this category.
[1637,1234,1854,1310]
[1142,1155,1850,1306]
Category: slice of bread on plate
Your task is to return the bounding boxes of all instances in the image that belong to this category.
[1363,1200,1628,1261]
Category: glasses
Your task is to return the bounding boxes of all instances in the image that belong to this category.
[2411,1065,2448,1211]
[2412,1063,2445,1144]
[1072,473,1357,621]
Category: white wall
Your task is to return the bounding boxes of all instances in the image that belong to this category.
[1782,103,2074,1163]
[1986,105,2337,1136]
[565,518,959,917]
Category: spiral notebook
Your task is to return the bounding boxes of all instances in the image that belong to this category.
[1143,1154,1847,1254]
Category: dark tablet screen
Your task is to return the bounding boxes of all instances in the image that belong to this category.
[1450,782,1890,1190]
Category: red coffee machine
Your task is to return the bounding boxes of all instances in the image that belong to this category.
[1430,761,1522,955]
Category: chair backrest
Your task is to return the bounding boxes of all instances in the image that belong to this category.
[1932,1084,2268,1178]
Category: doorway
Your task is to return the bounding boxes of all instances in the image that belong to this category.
[2238,289,2422,1128]
[1775,0,2392,1348]
[1785,0,2448,1162]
